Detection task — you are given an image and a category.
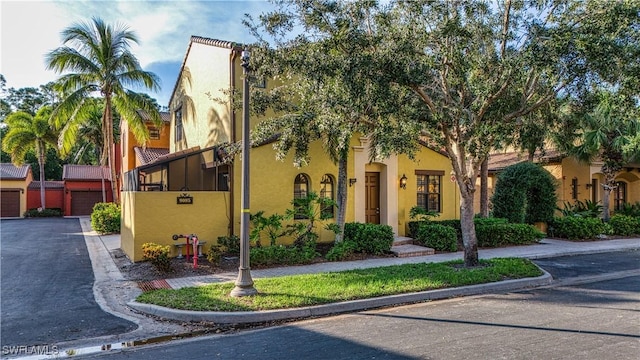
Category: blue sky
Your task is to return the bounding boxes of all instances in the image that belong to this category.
[1,0,275,107]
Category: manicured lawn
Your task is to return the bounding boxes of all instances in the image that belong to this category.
[137,258,542,311]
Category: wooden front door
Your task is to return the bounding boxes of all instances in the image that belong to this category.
[365,172,380,224]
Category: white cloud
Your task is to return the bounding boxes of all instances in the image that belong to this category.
[1,0,274,104]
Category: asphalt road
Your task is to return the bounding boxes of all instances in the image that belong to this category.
[0,218,136,348]
[84,251,640,360]
[533,249,640,279]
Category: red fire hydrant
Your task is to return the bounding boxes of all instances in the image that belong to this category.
[172,233,199,269]
[190,234,198,269]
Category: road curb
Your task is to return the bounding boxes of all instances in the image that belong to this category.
[127,269,553,324]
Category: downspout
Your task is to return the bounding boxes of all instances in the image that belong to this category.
[229,48,239,236]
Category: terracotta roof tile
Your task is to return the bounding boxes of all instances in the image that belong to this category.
[62,165,111,181]
[28,181,65,189]
[488,149,563,172]
[135,110,171,123]
[0,163,30,179]
[134,147,170,165]
[190,36,241,49]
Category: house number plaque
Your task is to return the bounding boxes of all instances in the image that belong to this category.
[177,193,193,205]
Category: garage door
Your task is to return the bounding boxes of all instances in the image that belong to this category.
[1,190,21,217]
[71,191,104,216]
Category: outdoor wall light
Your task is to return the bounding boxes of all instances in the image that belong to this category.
[585,183,592,189]
[400,174,408,189]
[349,178,357,187]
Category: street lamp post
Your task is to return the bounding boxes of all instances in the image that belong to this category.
[231,47,258,297]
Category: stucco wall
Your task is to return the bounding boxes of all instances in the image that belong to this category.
[397,147,457,236]
[121,191,232,262]
[27,188,64,211]
[231,140,342,245]
[170,43,232,152]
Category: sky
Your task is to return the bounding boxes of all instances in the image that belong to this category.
[0,0,275,107]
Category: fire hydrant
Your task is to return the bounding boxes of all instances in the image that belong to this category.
[172,233,199,269]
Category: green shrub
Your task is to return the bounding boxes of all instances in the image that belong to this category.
[250,211,285,247]
[250,243,319,266]
[474,217,509,226]
[428,218,507,248]
[549,217,613,240]
[492,162,558,224]
[609,214,640,236]
[141,242,172,272]
[558,200,603,218]
[325,240,359,261]
[414,224,457,252]
[24,208,63,217]
[615,202,640,217]
[206,245,226,266]
[90,202,121,234]
[407,220,428,238]
[343,222,394,255]
[476,224,544,247]
[217,235,240,255]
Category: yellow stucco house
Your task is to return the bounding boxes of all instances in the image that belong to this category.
[478,150,640,214]
[121,36,459,261]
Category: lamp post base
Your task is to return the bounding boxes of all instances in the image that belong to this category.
[230,268,258,297]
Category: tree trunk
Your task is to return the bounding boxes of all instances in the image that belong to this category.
[480,158,489,217]
[460,190,479,267]
[38,143,46,210]
[104,97,119,204]
[335,155,348,242]
[602,171,616,222]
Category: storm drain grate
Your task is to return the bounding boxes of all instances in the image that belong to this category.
[137,279,172,292]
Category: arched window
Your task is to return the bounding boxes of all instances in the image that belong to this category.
[294,173,310,219]
[614,181,627,211]
[320,174,335,218]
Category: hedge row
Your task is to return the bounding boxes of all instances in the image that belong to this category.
[549,215,640,240]
[412,218,543,252]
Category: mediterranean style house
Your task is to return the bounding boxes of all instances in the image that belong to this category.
[120,36,459,261]
[477,150,640,213]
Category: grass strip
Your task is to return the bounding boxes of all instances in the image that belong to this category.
[137,258,542,312]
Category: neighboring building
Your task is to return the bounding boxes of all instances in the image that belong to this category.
[121,36,460,261]
[120,110,171,173]
[0,163,32,217]
[478,150,640,214]
[63,165,113,216]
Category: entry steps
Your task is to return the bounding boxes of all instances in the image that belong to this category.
[391,236,435,257]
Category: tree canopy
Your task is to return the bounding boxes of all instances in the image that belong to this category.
[248,0,639,266]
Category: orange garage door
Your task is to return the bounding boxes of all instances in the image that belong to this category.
[1,190,21,217]
[71,191,104,216]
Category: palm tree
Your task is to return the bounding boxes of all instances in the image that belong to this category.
[2,107,58,210]
[46,17,162,203]
[565,92,640,222]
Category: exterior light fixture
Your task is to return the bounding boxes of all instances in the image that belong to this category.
[349,178,357,187]
[400,174,408,189]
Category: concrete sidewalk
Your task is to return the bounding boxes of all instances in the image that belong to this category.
[80,217,640,325]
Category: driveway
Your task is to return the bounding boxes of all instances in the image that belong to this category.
[0,218,136,348]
